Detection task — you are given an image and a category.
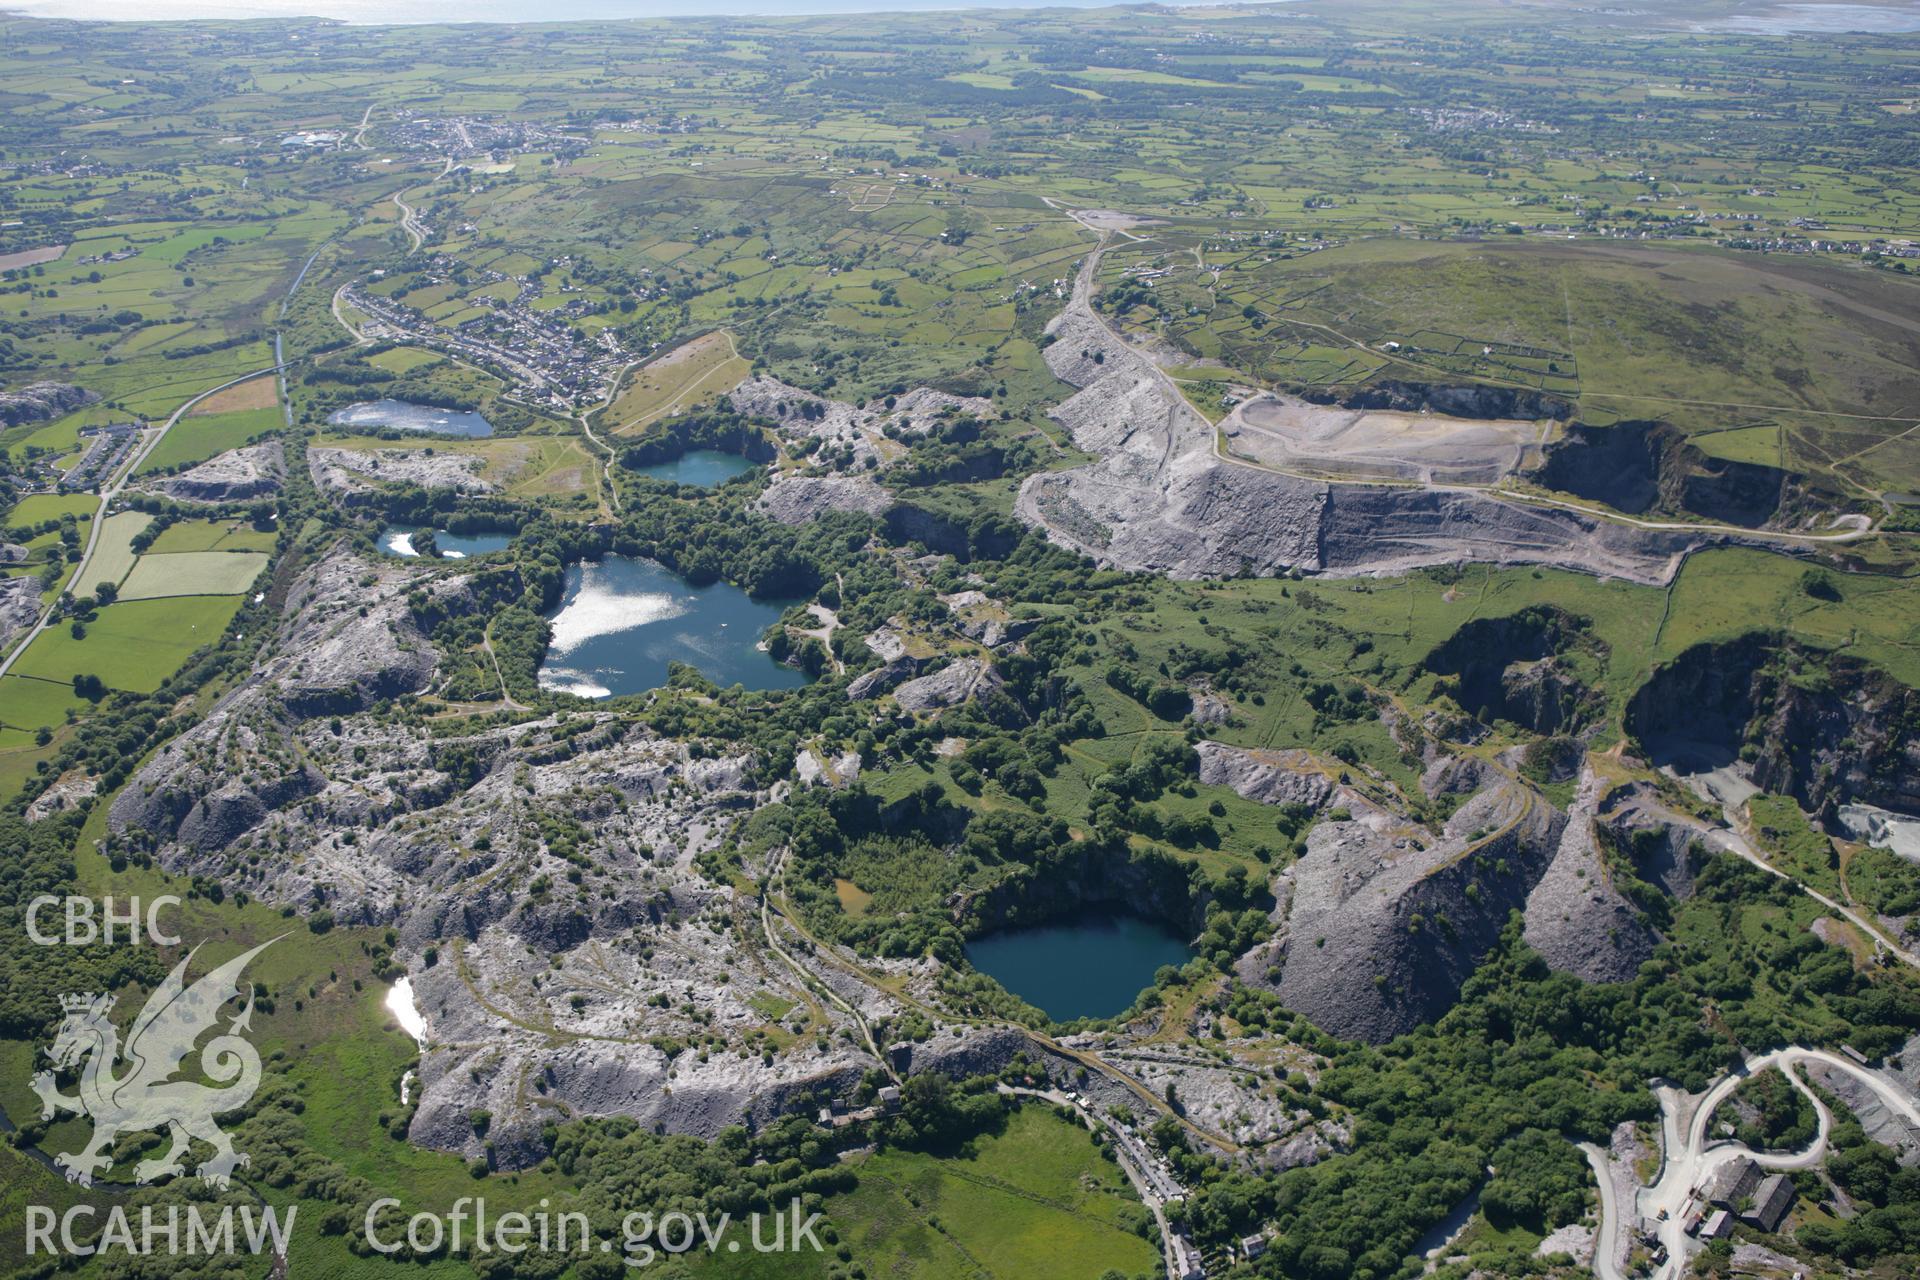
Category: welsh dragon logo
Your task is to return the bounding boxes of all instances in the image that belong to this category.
[31,938,279,1188]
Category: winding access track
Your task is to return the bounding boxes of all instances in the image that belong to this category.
[1589,1046,1920,1280]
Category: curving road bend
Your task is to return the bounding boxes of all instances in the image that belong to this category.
[1588,1046,1920,1280]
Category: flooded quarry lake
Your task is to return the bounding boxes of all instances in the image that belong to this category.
[378,526,512,558]
[537,555,807,699]
[327,399,494,438]
[625,449,759,487]
[966,913,1194,1021]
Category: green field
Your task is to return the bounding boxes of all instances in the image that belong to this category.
[8,595,243,692]
[77,509,151,592]
[135,405,282,474]
[691,1105,1159,1280]
[145,516,278,553]
[117,549,269,599]
[0,672,84,732]
[2,494,96,529]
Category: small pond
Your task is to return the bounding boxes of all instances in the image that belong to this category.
[626,449,760,488]
[965,913,1194,1022]
[536,555,807,699]
[378,526,513,559]
[328,399,494,438]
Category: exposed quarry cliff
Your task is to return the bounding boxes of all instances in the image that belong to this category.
[1015,245,1717,585]
[1423,606,1606,735]
[1533,420,1800,529]
[1237,778,1567,1041]
[1628,632,1920,821]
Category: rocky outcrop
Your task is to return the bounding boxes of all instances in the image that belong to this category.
[796,747,861,788]
[310,446,494,499]
[150,442,283,503]
[0,380,97,427]
[1627,633,1920,820]
[755,473,893,525]
[0,574,40,652]
[894,659,1003,713]
[1522,769,1661,982]
[25,770,96,822]
[883,503,1020,561]
[110,552,443,854]
[1425,607,1603,734]
[406,920,871,1168]
[1595,779,1714,901]
[731,377,989,471]
[1803,1062,1920,1165]
[1195,742,1337,811]
[277,559,439,718]
[1239,779,1566,1042]
[848,656,920,700]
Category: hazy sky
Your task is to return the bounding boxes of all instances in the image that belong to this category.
[5,0,1178,20]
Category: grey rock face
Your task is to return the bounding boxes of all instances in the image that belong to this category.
[1189,688,1234,727]
[110,551,444,855]
[277,560,439,718]
[150,442,284,503]
[25,770,96,822]
[1804,1062,1920,1165]
[893,658,1003,712]
[0,574,40,652]
[1594,779,1714,900]
[1425,606,1603,734]
[755,474,894,525]
[1522,768,1660,982]
[1195,742,1337,811]
[731,377,989,469]
[0,380,97,427]
[1241,779,1567,1042]
[732,377,988,526]
[1016,250,1721,585]
[847,656,920,701]
[1629,633,1920,819]
[407,922,873,1168]
[310,446,495,498]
